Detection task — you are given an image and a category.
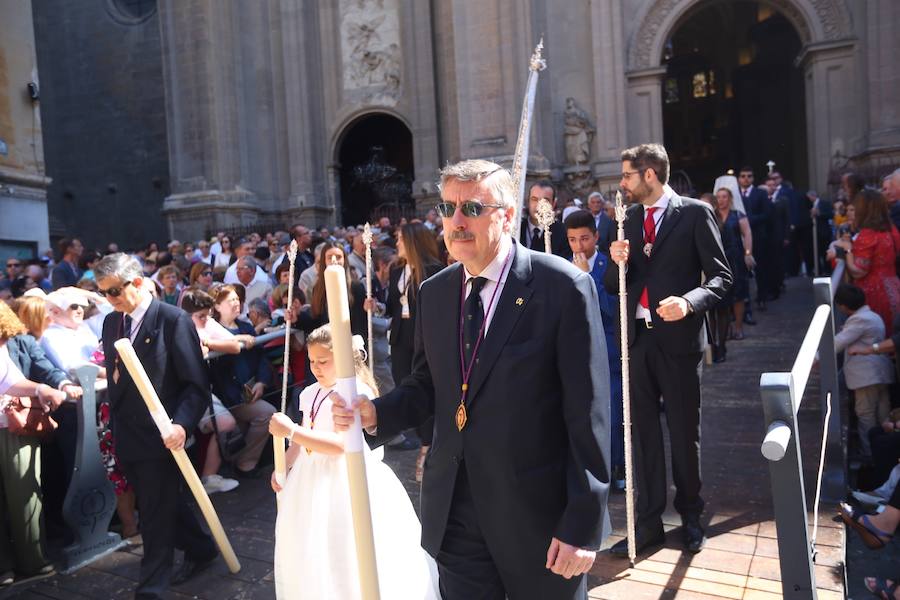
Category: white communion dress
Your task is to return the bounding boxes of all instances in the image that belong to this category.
[274,379,439,599]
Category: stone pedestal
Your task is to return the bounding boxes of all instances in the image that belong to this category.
[60,366,126,574]
[625,67,667,146]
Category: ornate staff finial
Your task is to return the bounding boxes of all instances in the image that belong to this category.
[529,38,547,72]
[615,190,627,226]
[287,239,298,263]
[536,199,555,254]
[362,222,373,248]
[766,160,776,174]
[362,222,374,371]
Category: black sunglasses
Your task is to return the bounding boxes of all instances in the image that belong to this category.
[436,200,505,218]
[201,270,213,277]
[6,262,21,268]
[98,281,133,298]
[68,304,84,311]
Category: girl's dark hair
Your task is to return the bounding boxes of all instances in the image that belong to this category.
[181,288,215,314]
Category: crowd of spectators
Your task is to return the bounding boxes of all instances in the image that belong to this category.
[1,166,899,587]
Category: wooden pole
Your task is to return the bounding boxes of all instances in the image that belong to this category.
[112,339,241,573]
[324,260,380,600]
[614,191,637,566]
[273,240,299,490]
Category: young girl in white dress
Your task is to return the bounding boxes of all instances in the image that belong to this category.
[269,324,438,600]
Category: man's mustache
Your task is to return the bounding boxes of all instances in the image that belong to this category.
[448,231,475,242]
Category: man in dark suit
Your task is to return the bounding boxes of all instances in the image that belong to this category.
[95,253,218,599]
[334,160,610,599]
[587,191,616,254]
[739,166,773,307]
[767,174,790,295]
[605,144,732,557]
[809,190,833,276]
[519,179,572,259]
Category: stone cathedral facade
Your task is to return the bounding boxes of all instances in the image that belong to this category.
[3,0,898,250]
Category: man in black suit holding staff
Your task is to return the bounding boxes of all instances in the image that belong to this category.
[333,159,611,599]
[96,253,218,599]
[605,144,732,557]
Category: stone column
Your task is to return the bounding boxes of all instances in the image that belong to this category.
[799,40,859,193]
[158,0,259,240]
[862,0,900,150]
[624,67,666,147]
[589,0,629,184]
[279,0,328,226]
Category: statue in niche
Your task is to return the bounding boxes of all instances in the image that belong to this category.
[563,97,595,165]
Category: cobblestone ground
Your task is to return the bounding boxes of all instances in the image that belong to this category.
[2,276,867,599]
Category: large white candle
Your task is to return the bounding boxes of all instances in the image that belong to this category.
[113,338,241,574]
[323,263,381,600]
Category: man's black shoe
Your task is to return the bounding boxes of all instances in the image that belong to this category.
[608,529,665,557]
[743,313,757,326]
[172,554,217,585]
[682,520,706,554]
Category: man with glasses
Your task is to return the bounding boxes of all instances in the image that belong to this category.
[519,179,571,259]
[333,159,611,599]
[95,253,218,597]
[606,143,732,557]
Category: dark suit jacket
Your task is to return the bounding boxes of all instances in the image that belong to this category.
[594,212,616,254]
[386,262,444,348]
[101,299,211,461]
[6,334,69,389]
[208,319,273,409]
[372,241,611,571]
[520,218,572,259]
[603,196,732,355]
[742,187,771,245]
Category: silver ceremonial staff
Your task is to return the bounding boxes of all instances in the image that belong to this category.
[536,198,555,254]
[363,223,374,372]
[513,39,546,243]
[615,190,638,566]
[273,240,299,491]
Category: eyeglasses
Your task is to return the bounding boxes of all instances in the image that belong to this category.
[201,270,213,277]
[97,281,133,297]
[435,200,505,218]
[620,169,646,179]
[6,262,21,268]
[68,304,84,311]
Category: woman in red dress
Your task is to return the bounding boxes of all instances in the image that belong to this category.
[839,189,900,335]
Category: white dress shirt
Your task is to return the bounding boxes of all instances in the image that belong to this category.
[462,234,514,336]
[125,293,154,343]
[224,262,270,286]
[635,188,673,322]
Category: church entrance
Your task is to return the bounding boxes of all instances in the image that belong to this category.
[337,113,415,227]
[661,1,808,193]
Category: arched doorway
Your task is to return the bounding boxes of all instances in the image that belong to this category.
[661,2,808,193]
[336,113,414,226]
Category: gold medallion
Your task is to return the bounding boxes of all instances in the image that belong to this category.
[455,403,468,431]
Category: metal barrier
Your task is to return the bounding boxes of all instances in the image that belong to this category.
[758,275,844,600]
[205,326,286,360]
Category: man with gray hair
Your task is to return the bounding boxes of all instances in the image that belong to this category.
[883,168,900,230]
[587,191,616,254]
[235,256,272,316]
[333,158,611,599]
[96,253,218,597]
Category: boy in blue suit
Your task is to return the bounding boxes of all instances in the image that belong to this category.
[565,209,624,490]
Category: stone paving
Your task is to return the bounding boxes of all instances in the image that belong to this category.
[1,276,857,599]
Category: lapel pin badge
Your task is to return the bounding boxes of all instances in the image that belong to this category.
[144,338,151,344]
[515,297,524,306]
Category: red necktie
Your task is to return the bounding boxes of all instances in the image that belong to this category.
[639,207,659,309]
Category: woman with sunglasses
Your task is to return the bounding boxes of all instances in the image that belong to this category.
[177,263,215,308]
[212,236,233,275]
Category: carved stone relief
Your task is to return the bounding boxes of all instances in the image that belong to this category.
[341,0,402,105]
[563,97,596,165]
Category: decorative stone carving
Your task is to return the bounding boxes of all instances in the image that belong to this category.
[563,97,595,165]
[563,166,596,197]
[628,0,853,71]
[341,0,401,105]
